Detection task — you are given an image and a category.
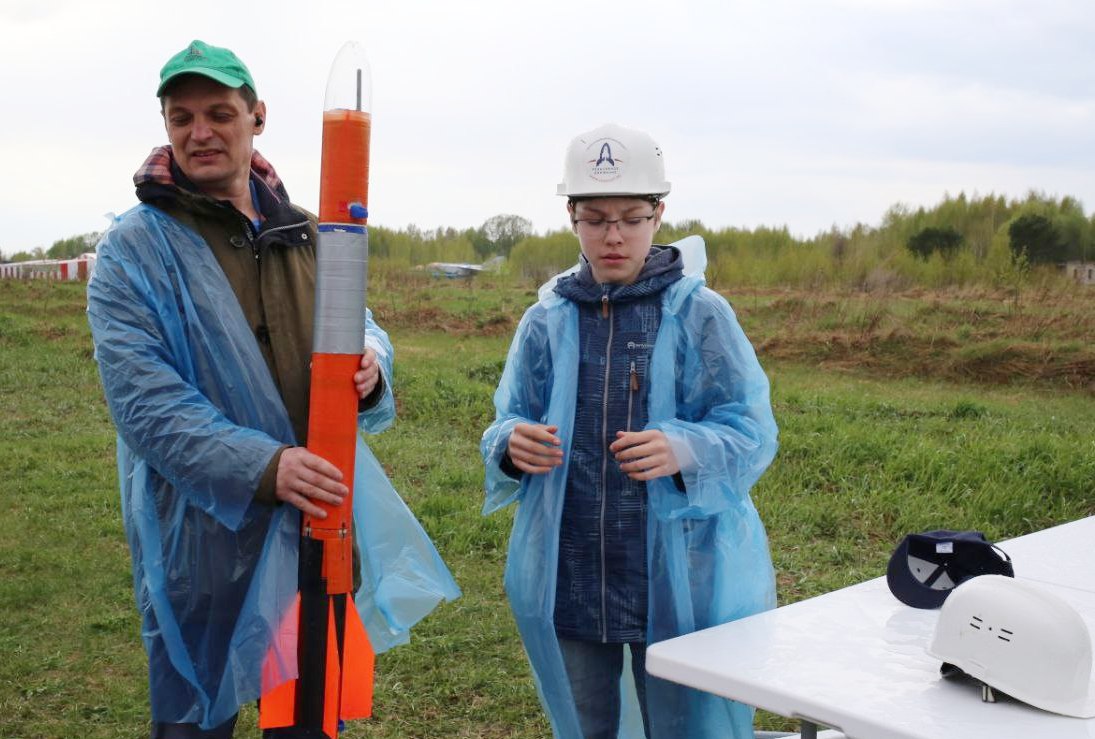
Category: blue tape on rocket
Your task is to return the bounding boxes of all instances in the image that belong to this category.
[319,224,367,234]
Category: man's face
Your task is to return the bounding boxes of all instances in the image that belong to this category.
[570,197,664,285]
[161,75,265,199]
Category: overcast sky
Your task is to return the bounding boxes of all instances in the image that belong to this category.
[2,0,1094,256]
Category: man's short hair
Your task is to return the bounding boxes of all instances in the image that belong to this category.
[157,40,258,110]
[158,74,258,112]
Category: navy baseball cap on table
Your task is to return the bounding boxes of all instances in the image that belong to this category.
[886,530,1014,609]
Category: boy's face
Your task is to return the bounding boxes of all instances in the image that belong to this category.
[569,197,664,285]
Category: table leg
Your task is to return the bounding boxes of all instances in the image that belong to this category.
[800,720,818,739]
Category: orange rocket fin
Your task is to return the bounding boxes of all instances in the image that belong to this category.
[259,593,301,729]
[339,598,376,719]
[259,675,297,730]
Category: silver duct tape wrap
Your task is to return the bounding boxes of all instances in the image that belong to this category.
[313,227,368,354]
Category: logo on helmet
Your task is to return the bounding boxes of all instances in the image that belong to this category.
[585,137,626,183]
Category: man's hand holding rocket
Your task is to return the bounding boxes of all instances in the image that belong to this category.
[275,348,378,518]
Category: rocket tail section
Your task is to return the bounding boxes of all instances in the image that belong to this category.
[258,595,376,735]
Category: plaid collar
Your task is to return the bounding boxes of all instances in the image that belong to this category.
[133,145,287,199]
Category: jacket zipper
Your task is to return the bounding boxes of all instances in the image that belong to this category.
[244,213,310,262]
[258,219,311,242]
[599,291,612,643]
[236,214,260,263]
[627,361,637,433]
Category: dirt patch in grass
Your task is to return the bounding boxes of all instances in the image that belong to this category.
[759,330,1095,392]
[740,288,1095,394]
[374,304,516,336]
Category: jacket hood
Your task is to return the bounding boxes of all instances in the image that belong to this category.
[134,145,292,208]
[554,244,683,305]
[133,146,311,240]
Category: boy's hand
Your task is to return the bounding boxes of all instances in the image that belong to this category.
[353,348,380,398]
[611,430,680,481]
[508,423,564,475]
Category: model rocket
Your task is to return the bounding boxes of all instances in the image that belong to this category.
[260,41,375,739]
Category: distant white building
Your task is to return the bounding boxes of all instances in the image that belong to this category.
[1063,261,1094,286]
[0,253,96,281]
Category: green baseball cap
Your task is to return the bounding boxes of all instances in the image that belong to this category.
[157,40,256,97]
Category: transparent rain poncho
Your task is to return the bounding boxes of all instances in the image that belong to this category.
[481,237,778,738]
[88,205,459,728]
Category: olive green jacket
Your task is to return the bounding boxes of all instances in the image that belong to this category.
[134,146,379,505]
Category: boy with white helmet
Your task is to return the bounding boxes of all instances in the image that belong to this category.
[482,123,779,738]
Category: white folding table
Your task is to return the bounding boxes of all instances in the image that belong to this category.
[646,517,1095,739]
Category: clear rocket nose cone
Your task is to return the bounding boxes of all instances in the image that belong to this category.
[324,41,372,113]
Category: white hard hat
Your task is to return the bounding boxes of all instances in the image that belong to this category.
[557,123,671,199]
[927,575,1095,718]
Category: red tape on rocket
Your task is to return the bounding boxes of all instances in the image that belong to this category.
[260,41,375,739]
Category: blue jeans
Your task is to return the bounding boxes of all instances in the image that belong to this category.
[557,638,651,739]
[151,716,237,739]
[151,715,326,738]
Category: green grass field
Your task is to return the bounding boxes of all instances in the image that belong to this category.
[0,278,1092,738]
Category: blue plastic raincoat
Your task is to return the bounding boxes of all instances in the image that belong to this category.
[88,205,460,728]
[481,238,778,738]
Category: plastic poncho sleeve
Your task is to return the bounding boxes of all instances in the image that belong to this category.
[480,297,586,738]
[480,303,557,514]
[647,285,778,522]
[360,313,396,433]
[353,442,462,651]
[353,307,463,652]
[88,211,290,531]
[88,206,305,727]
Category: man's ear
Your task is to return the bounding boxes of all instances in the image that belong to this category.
[253,101,267,133]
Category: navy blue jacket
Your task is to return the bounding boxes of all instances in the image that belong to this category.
[551,245,684,642]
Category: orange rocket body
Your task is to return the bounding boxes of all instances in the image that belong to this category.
[260,42,375,739]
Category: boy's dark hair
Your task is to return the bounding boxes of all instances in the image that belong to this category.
[568,195,661,208]
[158,74,258,112]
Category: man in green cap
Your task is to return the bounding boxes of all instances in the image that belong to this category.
[87,40,457,738]
[154,40,269,220]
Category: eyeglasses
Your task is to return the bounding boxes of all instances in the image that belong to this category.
[571,211,658,237]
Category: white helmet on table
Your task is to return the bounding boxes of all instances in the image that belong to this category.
[927,574,1095,718]
[557,123,671,199]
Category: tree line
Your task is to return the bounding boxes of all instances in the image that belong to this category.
[6,192,1092,291]
[505,191,1094,290]
[0,214,533,267]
